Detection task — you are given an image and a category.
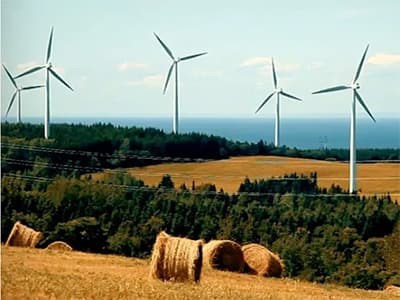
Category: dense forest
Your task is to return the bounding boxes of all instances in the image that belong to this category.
[1,122,399,290]
[2,123,399,171]
[1,172,399,290]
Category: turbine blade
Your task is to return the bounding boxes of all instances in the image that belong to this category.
[353,44,369,84]
[6,91,18,118]
[255,92,275,114]
[180,52,208,61]
[312,85,350,94]
[280,91,302,101]
[47,27,54,63]
[153,32,174,60]
[49,68,73,91]
[272,57,277,89]
[14,65,45,79]
[21,85,45,90]
[355,90,375,122]
[163,63,175,94]
[2,64,17,89]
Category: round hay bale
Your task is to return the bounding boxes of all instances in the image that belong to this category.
[385,285,400,296]
[150,231,169,280]
[5,221,42,248]
[242,243,284,277]
[46,241,73,251]
[203,240,244,272]
[149,231,203,283]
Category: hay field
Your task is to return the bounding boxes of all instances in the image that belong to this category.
[120,156,400,201]
[2,246,397,300]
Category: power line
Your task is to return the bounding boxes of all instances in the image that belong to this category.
[0,142,210,163]
[2,143,398,197]
[2,158,399,182]
[3,173,397,198]
[4,173,52,182]
[3,158,106,173]
[2,142,399,164]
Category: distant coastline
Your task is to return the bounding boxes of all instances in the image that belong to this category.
[2,117,399,149]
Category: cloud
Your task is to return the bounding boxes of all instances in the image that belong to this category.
[307,61,324,70]
[368,53,400,66]
[52,66,65,76]
[117,62,148,71]
[127,74,164,87]
[17,61,66,76]
[341,8,370,19]
[241,56,300,72]
[15,61,66,76]
[240,56,270,67]
[194,70,223,78]
[16,61,40,71]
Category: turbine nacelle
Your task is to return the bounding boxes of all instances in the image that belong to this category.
[8,26,72,138]
[255,57,302,147]
[311,44,373,193]
[154,32,207,96]
[255,57,302,115]
[2,64,44,120]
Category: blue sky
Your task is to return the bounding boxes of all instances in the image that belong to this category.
[1,0,399,119]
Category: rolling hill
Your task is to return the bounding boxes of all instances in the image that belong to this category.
[95,155,400,201]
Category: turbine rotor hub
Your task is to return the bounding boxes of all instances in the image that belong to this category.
[276,87,283,93]
[351,82,360,90]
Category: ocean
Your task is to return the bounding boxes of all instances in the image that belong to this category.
[6,117,400,149]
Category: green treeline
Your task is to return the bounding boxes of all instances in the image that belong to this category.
[2,123,399,176]
[1,122,399,290]
[1,172,399,290]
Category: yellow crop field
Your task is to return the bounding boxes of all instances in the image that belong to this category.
[118,156,400,201]
[2,246,397,300]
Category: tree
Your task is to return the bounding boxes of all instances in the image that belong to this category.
[158,174,174,189]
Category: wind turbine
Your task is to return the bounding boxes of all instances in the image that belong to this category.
[154,32,207,134]
[255,57,302,147]
[15,27,73,139]
[2,64,44,122]
[312,45,375,193]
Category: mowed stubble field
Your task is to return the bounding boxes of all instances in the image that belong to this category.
[106,156,400,201]
[2,246,399,300]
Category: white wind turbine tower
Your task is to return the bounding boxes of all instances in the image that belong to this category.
[255,57,302,147]
[2,64,44,122]
[154,32,207,134]
[15,27,73,139]
[312,45,375,193]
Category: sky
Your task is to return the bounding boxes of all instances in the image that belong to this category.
[1,0,400,120]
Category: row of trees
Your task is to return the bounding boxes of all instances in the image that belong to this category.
[1,172,399,290]
[1,122,399,289]
[2,123,399,169]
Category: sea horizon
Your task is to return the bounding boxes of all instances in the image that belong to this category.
[2,116,399,149]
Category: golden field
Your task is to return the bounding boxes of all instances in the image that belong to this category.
[2,246,399,300]
[111,156,399,201]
